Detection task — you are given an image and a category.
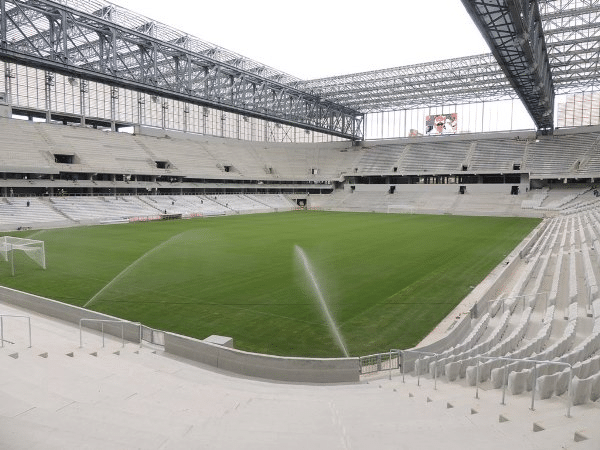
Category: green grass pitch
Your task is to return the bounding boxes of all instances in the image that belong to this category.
[0,211,540,357]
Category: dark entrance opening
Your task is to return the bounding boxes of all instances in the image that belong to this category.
[54,154,74,164]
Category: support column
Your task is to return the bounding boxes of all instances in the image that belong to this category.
[80,79,87,126]
[45,71,54,123]
[183,105,189,133]
[137,92,144,127]
[110,86,118,131]
[0,0,6,50]
[161,100,168,130]
[3,61,13,105]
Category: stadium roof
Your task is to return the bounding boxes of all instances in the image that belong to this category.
[0,0,599,137]
[299,1,600,114]
[0,0,362,139]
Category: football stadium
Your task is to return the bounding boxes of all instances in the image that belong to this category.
[0,0,599,448]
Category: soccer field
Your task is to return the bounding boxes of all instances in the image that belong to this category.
[1,211,540,357]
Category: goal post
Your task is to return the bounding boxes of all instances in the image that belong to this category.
[0,236,46,276]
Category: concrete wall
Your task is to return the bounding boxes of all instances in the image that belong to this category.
[0,286,141,343]
[0,104,11,119]
[348,183,528,195]
[0,286,361,383]
[165,331,360,383]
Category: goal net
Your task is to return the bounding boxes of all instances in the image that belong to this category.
[0,236,46,276]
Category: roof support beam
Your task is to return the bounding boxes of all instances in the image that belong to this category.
[460,0,555,133]
[0,0,363,140]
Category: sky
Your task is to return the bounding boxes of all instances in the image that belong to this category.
[108,0,491,80]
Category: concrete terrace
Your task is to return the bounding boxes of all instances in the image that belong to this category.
[1,299,599,450]
[2,205,600,449]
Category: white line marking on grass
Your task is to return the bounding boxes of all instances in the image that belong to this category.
[83,231,186,309]
[26,229,47,239]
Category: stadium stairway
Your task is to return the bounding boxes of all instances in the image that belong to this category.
[1,299,599,450]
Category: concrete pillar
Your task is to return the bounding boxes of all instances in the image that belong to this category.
[0,104,11,118]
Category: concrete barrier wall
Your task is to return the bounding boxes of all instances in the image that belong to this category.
[0,286,141,343]
[0,286,360,383]
[164,331,360,383]
[348,183,529,195]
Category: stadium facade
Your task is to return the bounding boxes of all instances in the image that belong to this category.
[0,0,599,210]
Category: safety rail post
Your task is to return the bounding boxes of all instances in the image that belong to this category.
[502,358,508,405]
[474,355,573,417]
[492,291,549,315]
[531,362,537,411]
[401,351,405,383]
[567,365,573,418]
[397,350,439,387]
[475,358,480,399]
[0,315,32,348]
[79,319,141,349]
[433,353,438,390]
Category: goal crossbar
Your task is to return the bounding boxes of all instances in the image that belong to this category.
[0,236,46,275]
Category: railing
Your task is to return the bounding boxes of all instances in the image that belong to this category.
[0,314,31,348]
[361,349,575,417]
[474,355,573,418]
[494,291,549,314]
[359,349,441,390]
[79,318,141,349]
[397,349,439,389]
[359,350,400,375]
[141,325,165,346]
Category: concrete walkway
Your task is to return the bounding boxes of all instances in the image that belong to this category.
[1,301,598,450]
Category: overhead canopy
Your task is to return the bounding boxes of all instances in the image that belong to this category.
[298,1,599,133]
[0,0,363,140]
[460,0,554,132]
[1,0,599,138]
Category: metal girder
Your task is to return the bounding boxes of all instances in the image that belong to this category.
[540,0,600,93]
[297,54,514,112]
[0,0,363,140]
[300,1,599,129]
[461,0,554,132]
[1,0,598,138]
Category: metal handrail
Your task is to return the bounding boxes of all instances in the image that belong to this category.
[0,314,32,348]
[492,291,550,314]
[474,355,573,418]
[393,349,440,390]
[79,318,141,348]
